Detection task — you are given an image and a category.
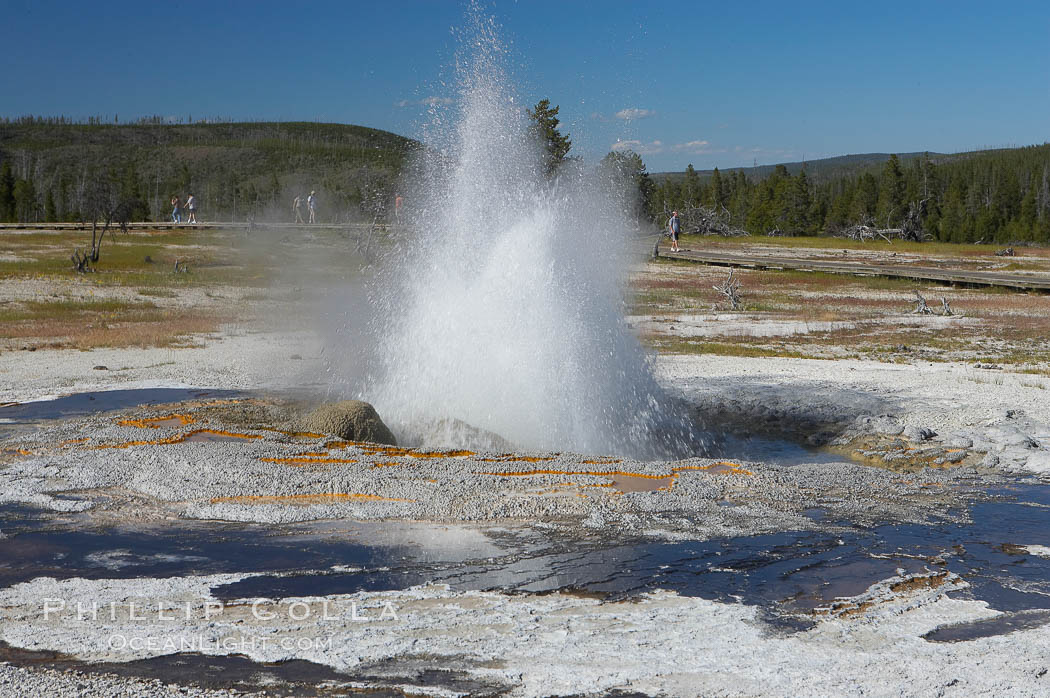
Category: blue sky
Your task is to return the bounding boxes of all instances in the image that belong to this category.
[3,0,1047,172]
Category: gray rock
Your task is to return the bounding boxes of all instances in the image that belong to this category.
[1024,450,1050,475]
[902,425,936,442]
[937,450,966,465]
[980,425,1034,448]
[412,417,514,452]
[859,414,905,436]
[298,400,397,445]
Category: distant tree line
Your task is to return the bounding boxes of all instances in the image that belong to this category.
[1,114,248,126]
[6,112,1047,245]
[0,121,416,224]
[646,144,1050,243]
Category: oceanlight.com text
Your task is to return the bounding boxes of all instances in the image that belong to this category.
[107,634,334,652]
[42,599,399,622]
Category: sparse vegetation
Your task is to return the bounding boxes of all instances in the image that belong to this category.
[649,145,1050,244]
[0,226,270,349]
[0,120,416,224]
[632,247,1050,371]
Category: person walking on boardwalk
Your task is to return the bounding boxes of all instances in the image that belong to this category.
[186,193,198,224]
[668,210,681,252]
[293,194,304,224]
[307,190,317,224]
[171,195,182,223]
[394,193,403,225]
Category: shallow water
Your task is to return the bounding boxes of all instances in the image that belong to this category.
[0,388,241,439]
[711,432,852,466]
[4,392,1050,694]
[1,387,849,465]
[3,388,1050,639]
[3,484,1050,634]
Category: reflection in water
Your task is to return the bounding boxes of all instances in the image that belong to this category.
[3,484,1050,636]
[117,414,197,429]
[0,389,239,424]
[924,609,1050,643]
[609,474,674,492]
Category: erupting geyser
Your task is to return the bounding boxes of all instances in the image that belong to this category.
[344,11,701,459]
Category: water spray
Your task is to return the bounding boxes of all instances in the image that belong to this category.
[339,8,703,459]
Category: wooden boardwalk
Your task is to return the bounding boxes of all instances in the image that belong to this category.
[657,246,1050,292]
[0,222,390,232]
[5,223,1047,292]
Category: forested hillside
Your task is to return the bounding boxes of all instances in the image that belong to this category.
[649,145,1050,243]
[0,118,417,223]
[655,151,936,185]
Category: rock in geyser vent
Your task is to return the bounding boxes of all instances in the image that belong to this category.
[300,401,397,445]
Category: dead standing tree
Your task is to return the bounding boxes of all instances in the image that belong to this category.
[912,290,934,315]
[898,198,931,242]
[713,269,743,310]
[347,177,389,264]
[911,290,957,316]
[840,199,930,243]
[665,203,749,237]
[71,178,134,272]
[840,216,892,243]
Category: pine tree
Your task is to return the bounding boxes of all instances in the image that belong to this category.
[682,164,701,207]
[708,167,725,209]
[599,149,652,221]
[939,183,970,242]
[851,173,878,223]
[13,178,37,223]
[0,162,14,222]
[527,99,572,178]
[826,181,853,232]
[784,169,811,234]
[44,190,57,222]
[121,166,149,221]
[269,172,281,204]
[876,154,905,227]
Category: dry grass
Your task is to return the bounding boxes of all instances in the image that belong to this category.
[0,226,267,349]
[0,297,227,350]
[634,251,1050,369]
[74,314,222,349]
[678,233,1050,261]
[1,308,225,350]
[648,336,838,360]
[0,228,265,287]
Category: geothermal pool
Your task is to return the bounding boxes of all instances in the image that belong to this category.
[4,485,1050,625]
[4,8,1050,696]
[2,375,1050,696]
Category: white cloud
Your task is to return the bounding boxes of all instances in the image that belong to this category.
[611,139,664,155]
[744,147,797,159]
[672,140,711,153]
[615,108,656,121]
[396,96,454,108]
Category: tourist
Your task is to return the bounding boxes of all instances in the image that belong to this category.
[394,193,403,225]
[186,193,198,224]
[171,195,181,223]
[307,190,317,224]
[668,210,680,252]
[293,194,304,224]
